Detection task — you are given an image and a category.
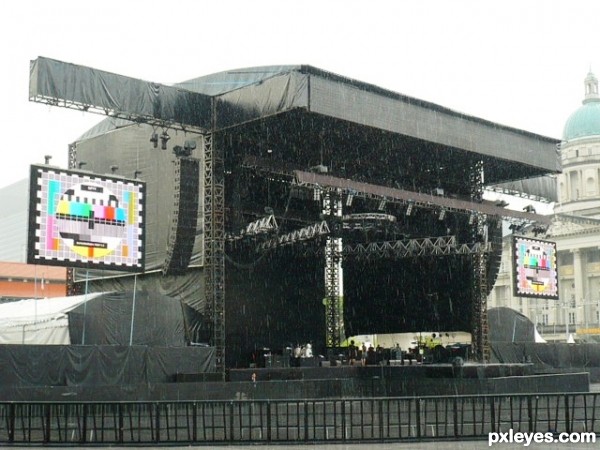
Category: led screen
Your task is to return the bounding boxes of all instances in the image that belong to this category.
[512,235,558,299]
[27,165,145,272]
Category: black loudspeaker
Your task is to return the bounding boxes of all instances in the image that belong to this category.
[163,158,200,275]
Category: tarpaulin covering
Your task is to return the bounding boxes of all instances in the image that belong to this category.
[67,290,186,347]
[30,57,212,129]
[488,307,537,343]
[0,291,187,347]
[31,57,561,179]
[0,344,214,387]
[0,293,103,344]
[492,342,600,370]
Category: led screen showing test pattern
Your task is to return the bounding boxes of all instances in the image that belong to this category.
[512,235,558,299]
[27,165,145,272]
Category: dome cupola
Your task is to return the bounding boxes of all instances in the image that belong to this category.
[563,71,600,141]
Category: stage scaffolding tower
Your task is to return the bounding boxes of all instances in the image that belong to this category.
[469,159,490,363]
[203,132,226,377]
[323,189,345,350]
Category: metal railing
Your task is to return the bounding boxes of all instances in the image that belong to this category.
[0,393,598,445]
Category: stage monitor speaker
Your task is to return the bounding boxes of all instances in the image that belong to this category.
[163,157,200,275]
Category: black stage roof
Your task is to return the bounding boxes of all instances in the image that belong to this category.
[32,57,560,189]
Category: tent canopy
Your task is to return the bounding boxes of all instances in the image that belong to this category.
[0,291,186,346]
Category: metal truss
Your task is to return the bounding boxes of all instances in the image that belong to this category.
[255,221,330,252]
[66,143,78,296]
[469,160,490,363]
[343,236,490,260]
[226,215,278,242]
[323,190,345,350]
[203,133,226,377]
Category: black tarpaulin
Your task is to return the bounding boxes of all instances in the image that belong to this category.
[488,307,537,343]
[0,345,214,387]
[68,290,186,346]
[30,57,212,129]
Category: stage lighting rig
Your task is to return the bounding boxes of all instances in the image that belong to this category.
[44,155,52,165]
[160,131,170,150]
[150,133,159,148]
[172,145,192,157]
[184,140,197,152]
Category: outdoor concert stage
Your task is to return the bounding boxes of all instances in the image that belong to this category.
[28,58,561,371]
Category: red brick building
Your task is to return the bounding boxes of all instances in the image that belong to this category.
[0,262,66,302]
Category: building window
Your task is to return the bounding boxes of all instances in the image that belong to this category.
[569,312,576,325]
[587,249,600,263]
[558,252,574,266]
[541,314,549,326]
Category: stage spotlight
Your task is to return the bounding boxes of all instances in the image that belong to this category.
[438,209,446,221]
[134,170,142,179]
[78,161,87,169]
[44,155,52,165]
[378,199,386,211]
[523,204,536,213]
[184,140,197,152]
[110,165,119,174]
[150,133,158,148]
[160,131,170,150]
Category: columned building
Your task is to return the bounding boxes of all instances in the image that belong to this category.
[489,71,600,342]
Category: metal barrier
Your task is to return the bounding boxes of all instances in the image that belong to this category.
[0,393,598,444]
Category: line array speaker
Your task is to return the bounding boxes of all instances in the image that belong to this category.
[163,157,200,275]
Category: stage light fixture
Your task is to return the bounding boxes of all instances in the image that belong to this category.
[150,133,159,148]
[378,199,386,211]
[160,131,170,150]
[523,204,536,213]
[438,209,446,221]
[44,155,52,165]
[134,170,142,179]
[110,165,119,174]
[184,140,197,151]
[78,161,87,169]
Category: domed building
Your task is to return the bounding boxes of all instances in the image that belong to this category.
[556,71,600,216]
[489,71,600,342]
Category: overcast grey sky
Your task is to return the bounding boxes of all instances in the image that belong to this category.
[1,0,599,189]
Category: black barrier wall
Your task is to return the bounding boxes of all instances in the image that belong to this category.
[0,345,214,388]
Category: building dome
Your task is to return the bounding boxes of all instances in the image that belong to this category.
[563,71,600,141]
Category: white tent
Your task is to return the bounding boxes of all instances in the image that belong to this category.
[0,293,102,345]
[534,327,547,343]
